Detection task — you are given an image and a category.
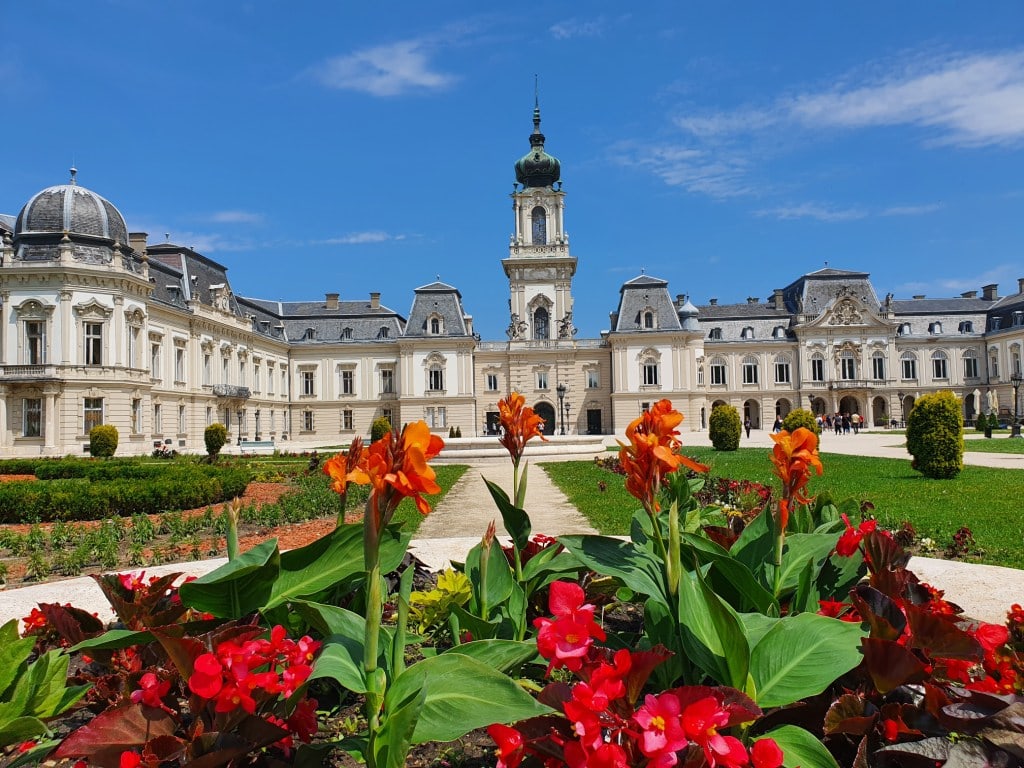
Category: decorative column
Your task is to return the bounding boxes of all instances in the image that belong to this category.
[43,389,58,451]
[59,289,72,364]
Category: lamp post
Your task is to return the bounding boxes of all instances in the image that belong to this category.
[237,409,244,445]
[556,383,567,436]
[564,403,571,435]
[1011,372,1023,438]
[807,393,814,414]
[897,392,905,427]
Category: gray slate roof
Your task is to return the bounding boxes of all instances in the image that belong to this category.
[611,274,682,332]
[405,282,470,337]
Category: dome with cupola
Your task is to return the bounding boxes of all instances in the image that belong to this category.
[15,170,128,245]
[514,103,561,189]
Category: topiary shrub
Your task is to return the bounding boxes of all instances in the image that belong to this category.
[204,423,228,459]
[89,425,118,458]
[708,404,741,451]
[370,416,392,443]
[906,390,963,479]
[782,408,820,436]
[455,426,462,438]
[449,426,456,438]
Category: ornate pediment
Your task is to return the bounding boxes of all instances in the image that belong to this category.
[828,298,863,325]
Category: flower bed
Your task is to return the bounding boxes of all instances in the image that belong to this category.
[4,397,1023,768]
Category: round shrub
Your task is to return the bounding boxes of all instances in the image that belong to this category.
[370,416,392,443]
[782,407,820,436]
[205,423,228,458]
[709,404,741,452]
[906,390,963,479]
[89,425,119,458]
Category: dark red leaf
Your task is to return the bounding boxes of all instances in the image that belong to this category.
[851,585,906,640]
[824,693,877,736]
[41,602,104,645]
[623,645,673,704]
[862,638,929,694]
[905,604,983,660]
[861,530,910,572]
[54,703,176,767]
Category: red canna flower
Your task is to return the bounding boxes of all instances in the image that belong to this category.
[769,427,823,517]
[487,723,527,768]
[751,738,785,768]
[21,607,48,634]
[497,392,548,465]
[119,752,141,768]
[533,581,606,673]
[835,514,877,557]
[618,399,708,512]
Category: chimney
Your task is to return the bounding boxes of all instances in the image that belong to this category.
[982,283,999,301]
[370,292,381,310]
[772,289,785,310]
[912,295,926,300]
[676,294,686,308]
[709,298,718,306]
[325,292,339,310]
[960,290,977,299]
[747,296,758,304]
[609,311,619,328]
[464,315,473,335]
[1018,277,1024,294]
[129,231,148,256]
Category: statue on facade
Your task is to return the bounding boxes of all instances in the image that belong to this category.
[558,311,577,338]
[506,313,528,340]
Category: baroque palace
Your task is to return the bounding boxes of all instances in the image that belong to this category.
[2,105,1024,456]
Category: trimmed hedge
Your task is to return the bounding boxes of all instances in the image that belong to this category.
[0,463,251,523]
[782,408,821,436]
[89,424,119,458]
[709,404,742,451]
[906,390,964,479]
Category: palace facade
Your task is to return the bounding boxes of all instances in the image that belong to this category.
[2,106,1023,456]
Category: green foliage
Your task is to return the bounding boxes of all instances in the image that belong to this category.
[409,569,472,635]
[455,426,462,438]
[782,408,820,436]
[906,390,964,479]
[449,426,456,438]
[204,422,228,457]
[709,404,741,451]
[371,416,393,443]
[88,424,118,458]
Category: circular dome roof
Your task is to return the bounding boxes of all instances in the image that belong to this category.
[514,105,560,189]
[15,181,128,244]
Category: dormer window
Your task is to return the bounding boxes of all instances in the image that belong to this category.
[928,321,942,334]
[958,321,973,333]
[898,322,912,335]
[709,327,722,340]
[741,326,754,340]
[643,311,655,329]
[1014,311,1023,327]
[430,317,441,334]
[340,327,353,340]
[378,326,390,340]
[991,317,1001,331]
[772,325,786,339]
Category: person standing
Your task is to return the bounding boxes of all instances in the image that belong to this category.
[744,417,752,438]
[773,415,783,432]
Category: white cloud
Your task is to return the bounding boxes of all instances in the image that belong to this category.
[550,16,609,40]
[896,263,1018,295]
[755,203,867,222]
[207,210,263,224]
[879,203,944,217]
[167,231,257,253]
[316,231,405,245]
[613,141,754,198]
[313,39,455,96]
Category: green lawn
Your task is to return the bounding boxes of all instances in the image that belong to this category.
[542,450,1024,570]
[963,438,1024,454]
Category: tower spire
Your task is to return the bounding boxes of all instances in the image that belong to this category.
[533,74,542,136]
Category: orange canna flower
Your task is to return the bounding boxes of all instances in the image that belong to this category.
[345,421,445,524]
[618,399,708,512]
[323,436,364,496]
[769,427,823,507]
[498,392,548,465]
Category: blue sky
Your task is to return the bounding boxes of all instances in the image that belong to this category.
[4,2,1024,339]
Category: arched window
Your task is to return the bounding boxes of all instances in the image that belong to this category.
[773,354,791,383]
[531,206,547,245]
[898,322,912,335]
[931,350,949,380]
[901,352,917,381]
[809,352,825,382]
[1013,348,1022,376]
[709,328,722,340]
[709,356,727,386]
[534,307,549,340]
[773,325,787,339]
[959,321,974,333]
[741,326,754,340]
[340,327,353,341]
[429,317,441,335]
[990,348,999,378]
[742,355,759,385]
[871,351,886,381]
[641,355,660,386]
[963,349,979,379]
[839,350,856,380]
[929,321,943,335]
[643,311,655,329]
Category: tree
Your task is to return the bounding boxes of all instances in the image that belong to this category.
[204,423,228,459]
[782,408,820,436]
[370,416,393,443]
[709,404,741,451]
[906,390,963,479]
[89,424,118,458]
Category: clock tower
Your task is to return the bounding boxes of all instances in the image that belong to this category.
[502,98,578,344]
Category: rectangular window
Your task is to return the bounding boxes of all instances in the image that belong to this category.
[872,357,885,381]
[381,368,395,394]
[153,403,162,434]
[643,363,660,386]
[127,326,140,368]
[341,369,354,395]
[302,370,315,396]
[810,358,824,382]
[203,353,212,385]
[303,411,314,431]
[486,373,499,391]
[586,370,599,389]
[537,371,548,390]
[151,343,162,379]
[268,365,275,394]
[23,398,42,437]
[26,321,45,365]
[964,357,979,379]
[132,399,142,433]
[774,361,790,384]
[206,406,213,427]
[178,405,187,434]
[933,357,948,380]
[84,397,103,433]
[253,364,261,392]
[238,361,246,387]
[428,368,444,391]
[742,362,758,385]
[85,322,103,365]
[902,357,917,380]
[437,407,446,429]
[342,409,354,430]
[710,363,726,386]
[175,346,186,382]
[281,370,287,394]
[697,366,705,386]
[840,357,856,380]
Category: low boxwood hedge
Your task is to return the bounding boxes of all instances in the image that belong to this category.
[0,463,251,523]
